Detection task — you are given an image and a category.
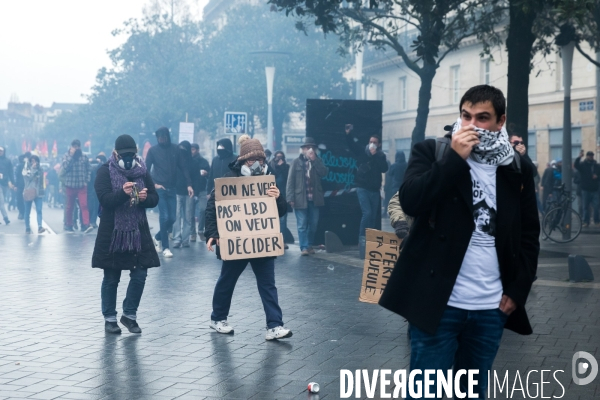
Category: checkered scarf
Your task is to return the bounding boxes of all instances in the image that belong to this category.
[451,117,514,166]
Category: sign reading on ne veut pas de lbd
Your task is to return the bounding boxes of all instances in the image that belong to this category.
[215,175,284,260]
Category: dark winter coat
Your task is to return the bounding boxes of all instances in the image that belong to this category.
[387,151,408,195]
[286,154,328,209]
[175,142,194,196]
[574,157,600,192]
[192,153,210,194]
[379,139,540,336]
[0,154,14,186]
[145,130,191,189]
[204,159,287,260]
[346,134,389,192]
[269,156,290,201]
[206,138,237,193]
[92,164,160,270]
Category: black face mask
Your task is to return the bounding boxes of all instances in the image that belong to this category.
[217,148,231,158]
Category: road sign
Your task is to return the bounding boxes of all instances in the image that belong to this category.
[179,122,194,143]
[224,112,247,135]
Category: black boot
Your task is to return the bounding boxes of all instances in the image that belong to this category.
[4,217,9,225]
[105,321,122,334]
[120,315,142,333]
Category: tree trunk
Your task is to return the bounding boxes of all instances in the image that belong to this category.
[273,111,286,151]
[410,64,437,149]
[506,1,537,146]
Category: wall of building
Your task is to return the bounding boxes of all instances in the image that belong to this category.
[363,39,599,168]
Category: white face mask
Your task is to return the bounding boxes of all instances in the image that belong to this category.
[241,161,268,176]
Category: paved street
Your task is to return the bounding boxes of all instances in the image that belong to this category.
[0,205,599,399]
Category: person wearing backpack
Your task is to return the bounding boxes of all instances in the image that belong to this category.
[379,85,540,398]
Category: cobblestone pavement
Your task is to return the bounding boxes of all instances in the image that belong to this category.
[0,206,599,399]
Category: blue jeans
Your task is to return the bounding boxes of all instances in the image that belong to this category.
[582,190,600,224]
[157,188,177,249]
[24,197,43,231]
[101,267,148,321]
[294,201,319,251]
[211,257,283,329]
[173,194,193,246]
[407,306,507,399]
[357,187,380,237]
[191,191,207,235]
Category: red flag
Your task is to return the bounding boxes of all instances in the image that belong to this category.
[142,140,152,160]
[52,140,58,158]
[42,141,48,157]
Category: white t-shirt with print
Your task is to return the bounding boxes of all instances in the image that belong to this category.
[448,159,503,310]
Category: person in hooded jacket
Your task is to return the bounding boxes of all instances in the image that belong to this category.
[206,138,236,195]
[93,135,160,334]
[172,141,195,248]
[145,127,193,258]
[190,143,210,242]
[0,146,14,225]
[385,151,407,211]
[204,135,293,341]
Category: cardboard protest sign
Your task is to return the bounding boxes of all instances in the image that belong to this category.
[215,175,284,260]
[359,229,401,304]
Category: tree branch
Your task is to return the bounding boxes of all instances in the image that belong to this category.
[576,42,600,67]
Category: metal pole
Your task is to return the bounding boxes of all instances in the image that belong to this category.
[265,66,275,151]
[596,52,600,152]
[355,50,363,100]
[561,41,575,240]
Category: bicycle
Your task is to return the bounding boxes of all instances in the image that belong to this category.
[541,184,582,243]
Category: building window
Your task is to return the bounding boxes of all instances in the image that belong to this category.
[549,127,581,161]
[482,59,491,85]
[399,77,407,111]
[377,82,384,102]
[528,131,536,162]
[451,65,460,104]
[395,138,412,160]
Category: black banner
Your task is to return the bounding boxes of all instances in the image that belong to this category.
[306,99,383,245]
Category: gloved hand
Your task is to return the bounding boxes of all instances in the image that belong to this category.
[392,220,409,239]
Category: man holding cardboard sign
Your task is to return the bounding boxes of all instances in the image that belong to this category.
[204,135,292,341]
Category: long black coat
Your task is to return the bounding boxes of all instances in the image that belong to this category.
[379,139,540,335]
[92,164,160,270]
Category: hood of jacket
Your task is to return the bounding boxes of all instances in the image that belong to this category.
[395,151,406,164]
[217,138,233,158]
[155,127,172,147]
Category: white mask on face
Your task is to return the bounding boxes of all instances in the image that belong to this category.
[241,161,268,176]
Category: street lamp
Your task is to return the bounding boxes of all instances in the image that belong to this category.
[556,24,577,240]
[249,51,290,152]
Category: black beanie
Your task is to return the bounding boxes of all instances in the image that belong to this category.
[114,134,137,155]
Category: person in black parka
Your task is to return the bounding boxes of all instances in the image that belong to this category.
[92,135,160,334]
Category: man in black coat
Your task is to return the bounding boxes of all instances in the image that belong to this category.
[145,127,192,258]
[190,143,210,242]
[206,138,236,195]
[574,151,600,226]
[379,85,540,398]
[345,125,388,240]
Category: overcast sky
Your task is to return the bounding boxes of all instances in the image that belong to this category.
[0,0,207,107]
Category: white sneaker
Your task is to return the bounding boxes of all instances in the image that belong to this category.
[162,248,173,258]
[265,326,293,340]
[209,320,234,334]
[153,237,162,252]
